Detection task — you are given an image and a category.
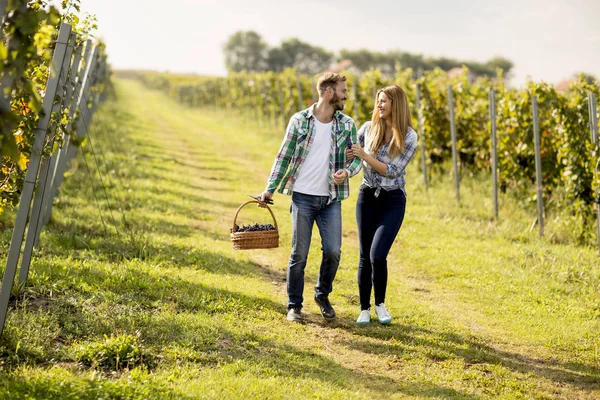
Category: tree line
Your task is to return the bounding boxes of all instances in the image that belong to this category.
[223,30,514,78]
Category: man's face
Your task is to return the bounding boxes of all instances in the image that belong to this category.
[329,81,348,111]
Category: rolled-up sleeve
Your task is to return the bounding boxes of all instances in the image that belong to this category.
[266,117,298,192]
[346,122,363,177]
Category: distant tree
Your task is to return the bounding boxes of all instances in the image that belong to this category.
[223,31,268,72]
[339,49,377,72]
[340,49,434,75]
[266,47,287,72]
[340,49,513,78]
[268,38,334,74]
[466,57,514,78]
[223,31,514,79]
[393,52,432,73]
[484,57,514,74]
[573,72,598,84]
[432,56,460,71]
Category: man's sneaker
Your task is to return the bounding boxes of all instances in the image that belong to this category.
[314,296,336,319]
[375,303,392,324]
[286,307,302,322]
[356,309,370,325]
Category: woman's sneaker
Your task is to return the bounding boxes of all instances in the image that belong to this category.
[356,309,370,325]
[375,303,392,324]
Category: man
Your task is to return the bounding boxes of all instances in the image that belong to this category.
[258,72,362,322]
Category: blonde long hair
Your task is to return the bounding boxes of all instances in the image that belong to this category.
[368,85,412,158]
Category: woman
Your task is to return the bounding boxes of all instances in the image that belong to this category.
[350,85,418,325]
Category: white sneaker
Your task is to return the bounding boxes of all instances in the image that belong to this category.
[356,309,370,325]
[375,303,392,324]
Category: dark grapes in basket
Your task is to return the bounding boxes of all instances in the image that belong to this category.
[231,223,276,233]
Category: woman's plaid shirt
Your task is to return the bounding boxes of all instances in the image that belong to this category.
[357,121,418,197]
[265,105,362,201]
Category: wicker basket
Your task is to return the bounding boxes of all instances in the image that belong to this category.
[230,200,279,250]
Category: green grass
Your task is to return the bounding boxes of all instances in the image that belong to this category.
[0,78,598,399]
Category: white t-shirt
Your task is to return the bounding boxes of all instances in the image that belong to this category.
[293,118,332,196]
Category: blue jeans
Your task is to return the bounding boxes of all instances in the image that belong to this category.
[356,187,406,310]
[287,192,342,309]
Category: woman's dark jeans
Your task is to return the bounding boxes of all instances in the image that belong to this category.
[356,187,406,310]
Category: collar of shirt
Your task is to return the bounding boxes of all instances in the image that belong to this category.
[303,104,342,130]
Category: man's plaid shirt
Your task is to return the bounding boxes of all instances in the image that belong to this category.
[265,105,362,201]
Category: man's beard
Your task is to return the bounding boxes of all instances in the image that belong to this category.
[330,92,345,111]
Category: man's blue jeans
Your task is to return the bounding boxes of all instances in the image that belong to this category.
[287,192,342,309]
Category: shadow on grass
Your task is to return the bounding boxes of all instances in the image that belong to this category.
[206,334,483,399]
[39,220,284,283]
[338,321,600,393]
[135,241,286,280]
[1,263,287,360]
[131,142,214,161]
[0,320,482,400]
[0,368,189,400]
[139,184,240,212]
[0,256,483,399]
[47,188,239,246]
[133,163,236,184]
[62,297,482,398]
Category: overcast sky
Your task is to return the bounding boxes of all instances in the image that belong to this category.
[70,0,599,87]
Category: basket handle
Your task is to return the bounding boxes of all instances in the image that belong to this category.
[232,200,278,233]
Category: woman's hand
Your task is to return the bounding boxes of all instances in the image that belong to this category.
[351,144,367,160]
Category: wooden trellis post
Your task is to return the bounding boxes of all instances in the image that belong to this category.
[490,89,498,220]
[18,31,77,284]
[415,82,428,191]
[532,96,544,237]
[0,23,73,335]
[448,85,460,204]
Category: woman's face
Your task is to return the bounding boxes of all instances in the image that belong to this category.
[377,92,392,120]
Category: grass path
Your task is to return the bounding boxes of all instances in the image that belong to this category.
[0,79,598,399]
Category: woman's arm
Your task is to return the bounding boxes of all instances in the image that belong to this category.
[350,144,387,174]
[351,128,418,177]
[350,121,387,174]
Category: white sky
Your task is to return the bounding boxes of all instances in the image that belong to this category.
[69,0,599,86]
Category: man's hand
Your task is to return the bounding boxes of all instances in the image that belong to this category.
[257,191,273,208]
[333,169,349,185]
[346,147,355,161]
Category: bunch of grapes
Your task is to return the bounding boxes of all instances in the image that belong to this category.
[231,223,276,233]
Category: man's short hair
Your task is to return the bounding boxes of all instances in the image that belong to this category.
[316,72,346,93]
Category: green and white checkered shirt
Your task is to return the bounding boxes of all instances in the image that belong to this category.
[265,105,362,201]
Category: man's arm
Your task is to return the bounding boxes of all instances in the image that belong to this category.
[258,117,298,205]
[345,122,364,177]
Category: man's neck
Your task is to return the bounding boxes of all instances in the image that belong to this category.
[313,100,335,123]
